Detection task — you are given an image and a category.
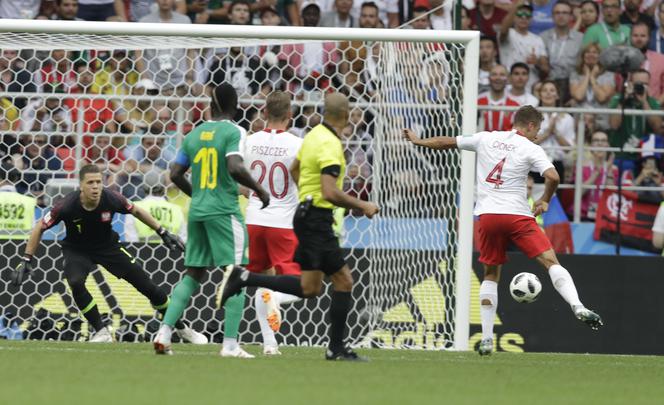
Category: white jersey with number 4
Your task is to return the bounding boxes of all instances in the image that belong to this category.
[244,129,303,229]
[456,129,554,218]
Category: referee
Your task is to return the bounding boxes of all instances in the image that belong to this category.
[221,92,379,361]
[10,164,206,343]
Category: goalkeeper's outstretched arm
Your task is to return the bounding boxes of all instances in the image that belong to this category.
[23,220,45,257]
[402,129,458,150]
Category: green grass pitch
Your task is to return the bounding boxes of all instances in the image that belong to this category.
[1,341,662,405]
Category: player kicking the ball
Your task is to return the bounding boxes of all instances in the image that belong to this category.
[403,105,603,356]
[243,91,303,355]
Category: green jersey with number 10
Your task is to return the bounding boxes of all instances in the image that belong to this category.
[180,120,245,220]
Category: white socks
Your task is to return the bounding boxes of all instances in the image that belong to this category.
[255,288,301,348]
[548,264,583,308]
[479,280,498,341]
[223,337,238,351]
[156,324,173,343]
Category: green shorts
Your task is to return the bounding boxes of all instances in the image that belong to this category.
[185,214,248,268]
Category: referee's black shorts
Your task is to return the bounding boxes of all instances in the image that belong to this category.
[61,243,142,284]
[293,206,346,276]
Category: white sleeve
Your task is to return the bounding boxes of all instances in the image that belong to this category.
[652,204,664,233]
[385,0,399,12]
[530,145,555,175]
[456,132,486,152]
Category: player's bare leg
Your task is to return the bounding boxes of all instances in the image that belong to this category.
[154,267,207,355]
[535,249,603,330]
[478,264,501,356]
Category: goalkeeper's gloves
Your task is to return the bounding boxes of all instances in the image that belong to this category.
[10,255,33,287]
[158,227,185,252]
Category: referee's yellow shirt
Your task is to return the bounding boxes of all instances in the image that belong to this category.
[297,123,346,210]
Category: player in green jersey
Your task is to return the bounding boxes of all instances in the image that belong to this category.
[154,84,269,356]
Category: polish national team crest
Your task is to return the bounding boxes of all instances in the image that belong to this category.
[101,211,111,222]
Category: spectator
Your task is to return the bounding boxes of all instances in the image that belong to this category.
[321,0,356,27]
[84,132,125,180]
[65,62,116,133]
[13,134,62,197]
[633,156,664,204]
[0,84,19,131]
[508,62,539,107]
[226,0,253,25]
[35,49,77,94]
[630,22,664,102]
[580,131,618,220]
[608,69,662,172]
[649,2,664,53]
[428,0,452,30]
[260,5,282,25]
[20,84,72,133]
[207,47,265,98]
[530,0,555,34]
[125,133,175,173]
[468,0,508,41]
[350,0,397,28]
[125,78,161,133]
[0,49,37,109]
[77,0,127,21]
[572,0,598,34]
[55,0,81,20]
[185,0,228,24]
[408,6,431,30]
[478,36,498,94]
[569,43,616,129]
[137,0,193,95]
[534,80,575,182]
[499,1,550,90]
[0,0,41,19]
[460,5,472,30]
[620,0,655,31]
[582,0,630,50]
[477,64,520,132]
[277,0,300,26]
[278,3,338,93]
[540,0,583,104]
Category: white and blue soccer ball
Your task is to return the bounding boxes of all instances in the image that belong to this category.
[509,272,542,303]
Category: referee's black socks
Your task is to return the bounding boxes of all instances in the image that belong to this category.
[245,273,304,297]
[329,291,351,352]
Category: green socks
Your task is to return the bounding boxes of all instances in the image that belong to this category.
[163,275,200,327]
[223,288,246,340]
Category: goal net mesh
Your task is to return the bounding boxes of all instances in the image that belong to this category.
[0,31,467,349]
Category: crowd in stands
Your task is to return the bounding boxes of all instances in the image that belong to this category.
[2,0,664,233]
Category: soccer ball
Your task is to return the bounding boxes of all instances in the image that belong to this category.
[509,272,542,303]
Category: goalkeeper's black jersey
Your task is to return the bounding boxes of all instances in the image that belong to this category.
[41,189,134,249]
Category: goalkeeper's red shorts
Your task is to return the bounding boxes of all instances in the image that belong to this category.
[246,224,301,275]
[477,214,552,265]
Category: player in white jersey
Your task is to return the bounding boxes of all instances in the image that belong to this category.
[243,91,303,355]
[403,105,603,356]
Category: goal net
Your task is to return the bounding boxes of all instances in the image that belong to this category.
[0,21,478,350]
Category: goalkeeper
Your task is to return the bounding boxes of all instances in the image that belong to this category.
[10,164,206,344]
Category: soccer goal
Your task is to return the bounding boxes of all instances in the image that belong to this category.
[0,20,478,350]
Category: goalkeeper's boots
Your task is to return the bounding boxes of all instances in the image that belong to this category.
[325,347,369,362]
[175,325,208,345]
[220,345,255,359]
[478,338,493,356]
[219,265,247,308]
[89,326,114,343]
[262,289,282,333]
[573,306,604,330]
[153,326,173,355]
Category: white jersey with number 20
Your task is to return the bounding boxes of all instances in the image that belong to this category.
[456,130,554,217]
[244,129,303,229]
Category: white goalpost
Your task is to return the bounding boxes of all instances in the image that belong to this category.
[0,20,478,351]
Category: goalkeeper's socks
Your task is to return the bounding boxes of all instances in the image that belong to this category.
[163,275,200,327]
[245,273,304,297]
[255,289,278,348]
[328,291,351,352]
[479,280,498,340]
[223,288,246,344]
[548,265,583,308]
